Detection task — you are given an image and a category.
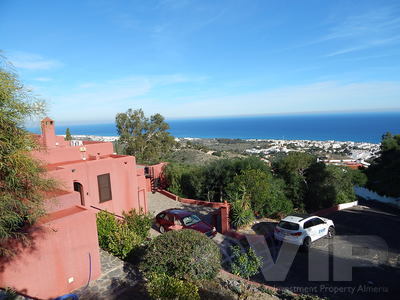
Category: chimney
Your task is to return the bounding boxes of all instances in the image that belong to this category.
[41,117,56,149]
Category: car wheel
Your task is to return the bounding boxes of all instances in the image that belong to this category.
[159,225,166,234]
[303,237,312,249]
[327,226,335,239]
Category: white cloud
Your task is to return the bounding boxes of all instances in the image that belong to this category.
[9,52,62,70]
[322,7,400,56]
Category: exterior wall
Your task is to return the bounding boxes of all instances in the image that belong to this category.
[32,142,114,165]
[0,118,150,299]
[150,162,166,179]
[45,190,81,213]
[46,155,144,216]
[355,186,400,208]
[0,206,101,299]
[136,173,148,213]
[313,200,358,216]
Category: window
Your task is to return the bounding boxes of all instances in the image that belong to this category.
[313,218,325,226]
[278,221,299,230]
[182,214,201,226]
[304,220,314,229]
[97,173,112,202]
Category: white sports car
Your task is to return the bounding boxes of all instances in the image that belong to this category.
[274,215,335,248]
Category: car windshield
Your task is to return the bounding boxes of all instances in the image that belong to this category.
[182,214,201,226]
[278,221,299,231]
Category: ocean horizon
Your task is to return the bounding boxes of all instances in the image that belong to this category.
[29,112,400,144]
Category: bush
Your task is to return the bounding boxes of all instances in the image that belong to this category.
[146,273,199,300]
[229,192,254,228]
[96,210,149,259]
[123,209,153,240]
[228,169,293,218]
[230,246,263,279]
[107,223,141,259]
[141,229,221,281]
[96,210,119,250]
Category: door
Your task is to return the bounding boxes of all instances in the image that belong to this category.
[73,182,85,206]
[312,217,328,239]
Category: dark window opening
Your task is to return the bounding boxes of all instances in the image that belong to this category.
[73,182,85,205]
[278,221,299,230]
[304,220,314,229]
[97,173,112,203]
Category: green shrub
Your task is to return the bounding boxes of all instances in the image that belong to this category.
[146,273,199,300]
[141,229,221,281]
[107,223,141,259]
[123,209,153,240]
[96,210,119,250]
[229,193,255,228]
[96,210,148,259]
[230,246,263,279]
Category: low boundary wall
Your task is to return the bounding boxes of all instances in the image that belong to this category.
[312,200,358,216]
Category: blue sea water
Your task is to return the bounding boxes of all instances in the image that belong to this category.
[30,112,400,144]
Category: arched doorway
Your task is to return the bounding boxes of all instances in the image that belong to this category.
[73,182,85,206]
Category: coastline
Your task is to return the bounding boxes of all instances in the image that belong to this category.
[71,134,380,146]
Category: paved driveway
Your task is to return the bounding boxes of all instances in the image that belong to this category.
[148,192,217,236]
[248,200,400,300]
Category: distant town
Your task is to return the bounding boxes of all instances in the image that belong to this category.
[69,135,379,168]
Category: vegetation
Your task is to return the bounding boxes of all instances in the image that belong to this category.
[0,56,55,257]
[163,148,219,165]
[107,222,141,259]
[273,152,365,212]
[366,132,400,197]
[123,209,153,240]
[140,229,221,281]
[115,108,175,164]
[164,152,366,228]
[304,163,357,211]
[65,127,72,141]
[146,272,200,300]
[272,152,316,209]
[229,194,255,228]
[164,156,270,202]
[96,209,153,260]
[230,246,263,280]
[227,169,293,218]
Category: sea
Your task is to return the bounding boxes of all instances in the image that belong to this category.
[29,112,400,144]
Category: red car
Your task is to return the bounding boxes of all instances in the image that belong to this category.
[155,209,217,237]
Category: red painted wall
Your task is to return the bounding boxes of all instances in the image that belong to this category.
[44,154,145,216]
[0,206,101,299]
[44,190,81,213]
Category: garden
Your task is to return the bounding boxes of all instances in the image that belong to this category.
[94,208,327,300]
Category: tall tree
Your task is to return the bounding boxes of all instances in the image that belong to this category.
[273,152,316,209]
[305,164,356,211]
[0,56,55,256]
[65,127,72,141]
[115,109,175,163]
[366,132,400,197]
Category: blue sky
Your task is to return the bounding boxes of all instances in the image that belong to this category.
[1,0,400,124]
